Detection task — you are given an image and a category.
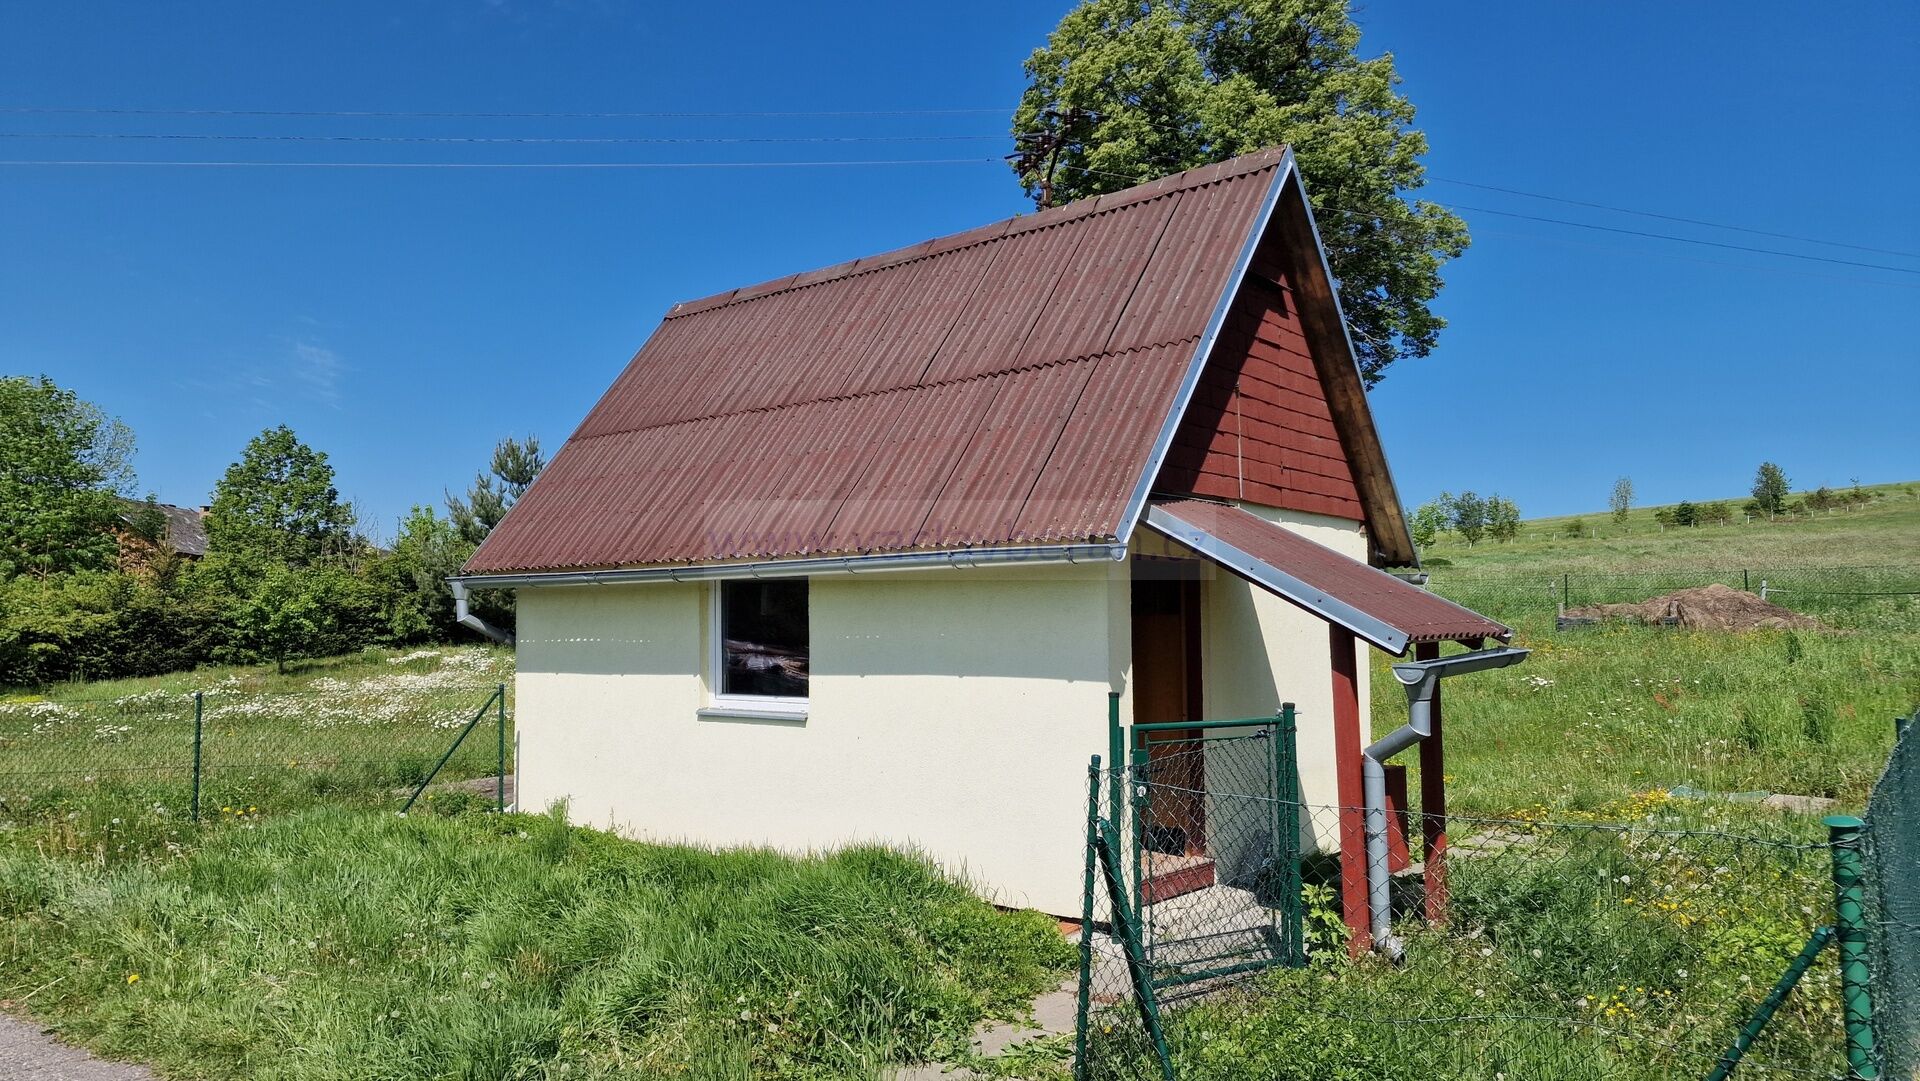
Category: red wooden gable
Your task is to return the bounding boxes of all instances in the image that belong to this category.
[1156,222,1364,521]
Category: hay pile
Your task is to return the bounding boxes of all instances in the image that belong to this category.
[1567,583,1828,632]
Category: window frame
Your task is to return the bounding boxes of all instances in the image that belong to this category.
[704,578,810,720]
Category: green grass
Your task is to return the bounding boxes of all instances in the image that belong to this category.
[1421,480,1920,573]
[1,645,517,824]
[0,804,1074,1081]
[1378,482,1920,815]
[5,515,1915,1081]
[1372,617,1920,816]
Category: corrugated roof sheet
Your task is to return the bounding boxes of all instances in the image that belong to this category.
[467,149,1291,575]
[1145,499,1510,655]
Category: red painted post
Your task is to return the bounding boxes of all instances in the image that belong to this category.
[1416,641,1450,925]
[1383,764,1411,873]
[1329,624,1371,955]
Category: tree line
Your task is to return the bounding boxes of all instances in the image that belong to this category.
[0,375,540,685]
[1409,461,1889,553]
[1406,491,1521,548]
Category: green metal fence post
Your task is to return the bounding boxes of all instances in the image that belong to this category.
[1827,815,1879,1078]
[1277,702,1304,965]
[1107,691,1123,864]
[1094,822,1174,1081]
[496,682,507,813]
[1707,925,1833,1081]
[1073,757,1100,1081]
[191,691,203,823]
[1130,733,1146,930]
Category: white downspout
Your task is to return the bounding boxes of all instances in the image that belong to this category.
[450,578,514,645]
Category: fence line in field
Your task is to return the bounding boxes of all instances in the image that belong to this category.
[1420,564,1918,631]
[0,679,512,820]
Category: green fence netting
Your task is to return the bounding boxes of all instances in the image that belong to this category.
[1864,710,1918,1078]
[0,652,512,825]
[1077,710,1850,1080]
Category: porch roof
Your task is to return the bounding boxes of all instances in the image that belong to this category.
[1142,499,1511,657]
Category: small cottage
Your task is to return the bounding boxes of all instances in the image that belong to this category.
[456,147,1512,919]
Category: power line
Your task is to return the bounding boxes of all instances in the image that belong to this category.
[0,130,1015,145]
[1053,162,1920,271]
[7,148,1910,275]
[1429,175,1920,260]
[14,103,1913,259]
[0,157,1006,169]
[1441,202,1920,275]
[1468,225,1920,290]
[0,104,1010,120]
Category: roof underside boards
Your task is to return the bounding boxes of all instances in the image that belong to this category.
[1144,499,1510,656]
[466,150,1294,575]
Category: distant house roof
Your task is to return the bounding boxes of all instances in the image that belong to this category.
[117,500,208,557]
[465,147,1413,578]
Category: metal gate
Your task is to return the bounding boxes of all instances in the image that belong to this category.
[1075,696,1305,1079]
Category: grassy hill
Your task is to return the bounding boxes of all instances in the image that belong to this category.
[1420,480,1920,573]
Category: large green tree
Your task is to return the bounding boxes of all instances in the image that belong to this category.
[1011,0,1466,383]
[205,426,355,567]
[0,375,135,578]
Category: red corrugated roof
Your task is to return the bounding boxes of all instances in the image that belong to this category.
[1145,500,1510,654]
[467,150,1292,575]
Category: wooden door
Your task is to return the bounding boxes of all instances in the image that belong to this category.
[1131,575,1204,857]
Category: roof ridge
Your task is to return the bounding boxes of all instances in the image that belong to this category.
[574,333,1204,443]
[663,147,1290,322]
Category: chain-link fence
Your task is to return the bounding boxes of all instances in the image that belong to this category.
[0,652,513,827]
[1863,708,1918,1078]
[1077,742,1855,1079]
[1424,565,1919,633]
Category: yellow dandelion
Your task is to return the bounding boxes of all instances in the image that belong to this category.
[126,973,140,984]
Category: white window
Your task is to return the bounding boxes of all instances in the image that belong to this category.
[707,578,809,717]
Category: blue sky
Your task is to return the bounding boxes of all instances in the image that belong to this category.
[2,1,1915,540]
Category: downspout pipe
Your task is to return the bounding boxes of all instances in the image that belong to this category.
[1364,645,1529,958]
[450,578,514,645]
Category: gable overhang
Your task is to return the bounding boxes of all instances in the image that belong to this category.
[1143,500,1508,657]
[1116,151,1418,568]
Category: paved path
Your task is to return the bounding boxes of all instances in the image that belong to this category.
[0,1014,154,1080]
[888,979,1079,1081]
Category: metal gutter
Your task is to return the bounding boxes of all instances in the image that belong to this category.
[1142,503,1411,655]
[1112,151,1296,552]
[1364,647,1530,958]
[449,541,1128,591]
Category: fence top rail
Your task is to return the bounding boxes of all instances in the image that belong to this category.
[1127,716,1284,734]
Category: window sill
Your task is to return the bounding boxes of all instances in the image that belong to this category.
[697,704,809,724]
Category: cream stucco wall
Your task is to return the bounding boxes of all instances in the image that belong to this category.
[515,562,1124,917]
[513,502,1373,916]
